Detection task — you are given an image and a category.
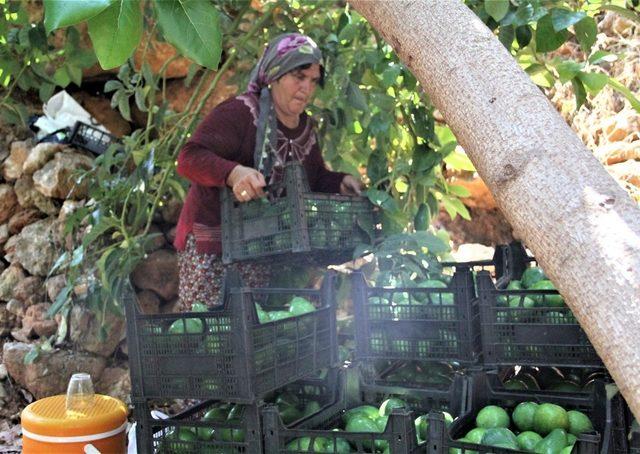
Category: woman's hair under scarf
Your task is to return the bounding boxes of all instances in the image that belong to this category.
[246,33,324,180]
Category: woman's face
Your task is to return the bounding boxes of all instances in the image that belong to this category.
[271,63,321,121]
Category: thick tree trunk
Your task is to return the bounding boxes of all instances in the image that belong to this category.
[349,0,640,417]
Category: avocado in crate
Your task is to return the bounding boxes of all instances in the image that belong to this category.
[427,372,623,454]
[476,269,603,368]
[220,162,378,265]
[134,369,342,454]
[352,269,480,365]
[263,365,467,453]
[125,268,338,402]
[496,365,612,393]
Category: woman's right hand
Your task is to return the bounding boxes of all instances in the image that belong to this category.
[227,165,266,202]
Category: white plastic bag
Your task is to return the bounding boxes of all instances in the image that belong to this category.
[34,90,111,138]
[127,410,169,454]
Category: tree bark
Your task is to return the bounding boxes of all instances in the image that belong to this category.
[349,0,640,417]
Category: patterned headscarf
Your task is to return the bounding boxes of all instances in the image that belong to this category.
[247,33,324,179]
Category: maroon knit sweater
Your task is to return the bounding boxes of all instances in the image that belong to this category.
[174,93,346,254]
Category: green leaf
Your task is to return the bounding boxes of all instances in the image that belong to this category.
[154,0,222,69]
[442,195,471,221]
[485,0,510,22]
[23,346,40,365]
[366,189,399,212]
[443,150,476,172]
[39,82,55,102]
[600,5,640,24]
[571,77,587,109]
[535,14,570,53]
[87,1,142,70]
[43,0,113,33]
[53,67,71,87]
[588,50,617,65]
[574,17,597,53]
[498,25,515,50]
[47,285,72,317]
[577,72,608,94]
[550,8,586,31]
[347,82,368,112]
[515,25,532,48]
[118,93,131,122]
[104,80,123,92]
[448,184,471,198]
[412,231,450,254]
[525,63,554,88]
[554,59,583,83]
[66,64,83,86]
[608,78,640,113]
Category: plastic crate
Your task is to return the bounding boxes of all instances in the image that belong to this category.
[134,368,342,454]
[220,162,378,265]
[352,269,480,365]
[125,268,338,402]
[69,121,119,155]
[426,372,617,454]
[477,270,603,368]
[262,364,467,453]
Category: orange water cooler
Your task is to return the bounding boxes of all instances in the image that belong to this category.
[21,394,128,453]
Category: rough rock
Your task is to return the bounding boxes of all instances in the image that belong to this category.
[0,265,26,301]
[13,276,45,306]
[3,342,107,400]
[136,289,162,315]
[131,249,179,300]
[594,141,640,165]
[160,197,183,224]
[166,70,238,116]
[0,303,17,336]
[8,208,45,234]
[0,223,8,246]
[22,303,58,338]
[160,297,181,314]
[72,92,131,138]
[11,327,32,342]
[2,141,30,181]
[165,225,177,245]
[14,176,59,215]
[58,199,85,223]
[436,206,514,248]
[11,218,64,276]
[46,274,67,304]
[95,366,131,404]
[6,299,24,317]
[3,234,19,263]
[70,304,126,357]
[145,224,167,252]
[32,151,94,199]
[22,142,64,175]
[0,185,18,224]
[601,111,640,143]
[607,160,640,188]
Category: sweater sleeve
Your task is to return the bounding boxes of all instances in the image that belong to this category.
[307,135,347,194]
[176,98,250,187]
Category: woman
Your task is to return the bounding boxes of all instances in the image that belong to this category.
[174,33,362,309]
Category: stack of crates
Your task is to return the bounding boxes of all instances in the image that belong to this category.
[125,268,340,453]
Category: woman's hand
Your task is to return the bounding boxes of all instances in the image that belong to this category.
[340,174,363,196]
[227,165,266,202]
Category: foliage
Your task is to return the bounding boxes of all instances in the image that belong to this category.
[465,0,640,111]
[1,0,637,331]
[0,1,95,125]
[43,0,223,70]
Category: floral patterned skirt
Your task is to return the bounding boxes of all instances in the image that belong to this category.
[177,235,271,311]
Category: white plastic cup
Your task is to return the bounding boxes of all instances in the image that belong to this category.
[66,373,95,413]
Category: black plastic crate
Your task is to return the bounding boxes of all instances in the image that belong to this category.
[220,162,378,265]
[477,270,603,368]
[125,269,338,402]
[134,368,342,454]
[427,372,617,454]
[262,364,467,453]
[69,121,119,155]
[352,269,480,365]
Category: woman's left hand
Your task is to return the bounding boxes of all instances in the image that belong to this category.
[340,174,363,196]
